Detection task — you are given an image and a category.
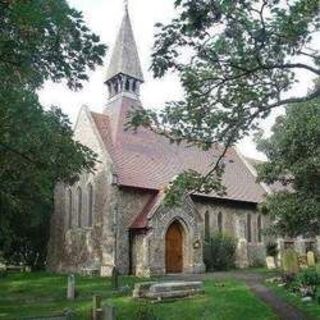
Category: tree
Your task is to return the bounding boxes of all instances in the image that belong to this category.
[0,0,106,267]
[256,97,320,238]
[129,0,320,199]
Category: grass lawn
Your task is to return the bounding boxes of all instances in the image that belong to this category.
[0,272,278,320]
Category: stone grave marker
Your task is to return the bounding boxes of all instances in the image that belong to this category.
[307,251,316,267]
[282,249,299,274]
[298,255,308,269]
[67,274,75,300]
[266,256,276,270]
[103,304,116,320]
[133,281,203,301]
[92,295,102,320]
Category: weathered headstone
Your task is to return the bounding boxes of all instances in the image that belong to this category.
[103,304,116,320]
[111,267,119,291]
[298,255,308,269]
[93,294,102,311]
[265,256,276,270]
[92,295,102,320]
[67,274,75,300]
[307,251,316,267]
[282,249,299,274]
[133,281,203,300]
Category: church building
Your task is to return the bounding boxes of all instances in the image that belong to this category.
[48,6,291,276]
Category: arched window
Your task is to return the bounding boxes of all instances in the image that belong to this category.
[77,187,82,228]
[125,79,130,91]
[132,80,136,92]
[88,183,93,227]
[114,81,119,94]
[218,211,223,233]
[257,215,262,243]
[204,211,210,240]
[247,214,252,243]
[68,189,73,229]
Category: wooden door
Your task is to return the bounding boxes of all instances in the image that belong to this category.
[165,221,183,273]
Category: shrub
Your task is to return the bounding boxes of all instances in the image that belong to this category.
[203,233,237,271]
[294,268,320,298]
[0,270,7,279]
[266,242,278,257]
[295,268,320,287]
[281,272,296,290]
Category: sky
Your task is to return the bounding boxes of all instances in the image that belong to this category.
[38,0,317,160]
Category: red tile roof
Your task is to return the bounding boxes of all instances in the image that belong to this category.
[91,95,267,204]
[130,192,161,229]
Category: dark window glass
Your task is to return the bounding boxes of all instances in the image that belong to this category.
[125,79,130,91]
[205,211,210,240]
[88,184,93,227]
[77,187,82,227]
[257,215,262,242]
[68,189,72,229]
[218,212,223,233]
[247,214,252,243]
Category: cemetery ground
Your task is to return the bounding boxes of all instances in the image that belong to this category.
[0,271,279,320]
[1,270,320,319]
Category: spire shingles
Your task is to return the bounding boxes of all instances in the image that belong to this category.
[106,7,144,82]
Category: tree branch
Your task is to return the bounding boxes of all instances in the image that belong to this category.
[263,86,320,112]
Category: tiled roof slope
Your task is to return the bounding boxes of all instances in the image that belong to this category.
[91,96,267,203]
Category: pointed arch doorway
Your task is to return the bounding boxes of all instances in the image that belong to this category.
[165,220,184,273]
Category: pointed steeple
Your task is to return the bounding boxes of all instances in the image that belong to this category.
[105,4,144,99]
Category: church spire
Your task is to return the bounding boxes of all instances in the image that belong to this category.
[105,3,144,99]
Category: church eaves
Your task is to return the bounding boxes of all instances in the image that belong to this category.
[106,6,144,82]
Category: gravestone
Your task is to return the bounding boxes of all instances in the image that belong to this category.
[265,256,276,270]
[307,251,316,267]
[298,255,308,269]
[103,305,116,320]
[92,295,102,320]
[0,262,6,271]
[67,274,75,300]
[282,249,299,274]
[133,281,203,300]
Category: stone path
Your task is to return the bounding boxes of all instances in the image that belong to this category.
[160,271,309,320]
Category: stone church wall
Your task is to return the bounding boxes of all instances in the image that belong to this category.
[47,108,115,272]
[110,187,155,275]
[48,107,271,274]
[193,197,269,268]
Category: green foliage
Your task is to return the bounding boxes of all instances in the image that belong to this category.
[203,232,236,271]
[0,0,106,268]
[266,242,279,258]
[287,268,320,298]
[0,0,106,90]
[295,268,320,288]
[257,98,320,237]
[135,304,159,320]
[164,169,226,207]
[129,0,320,200]
[282,249,299,274]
